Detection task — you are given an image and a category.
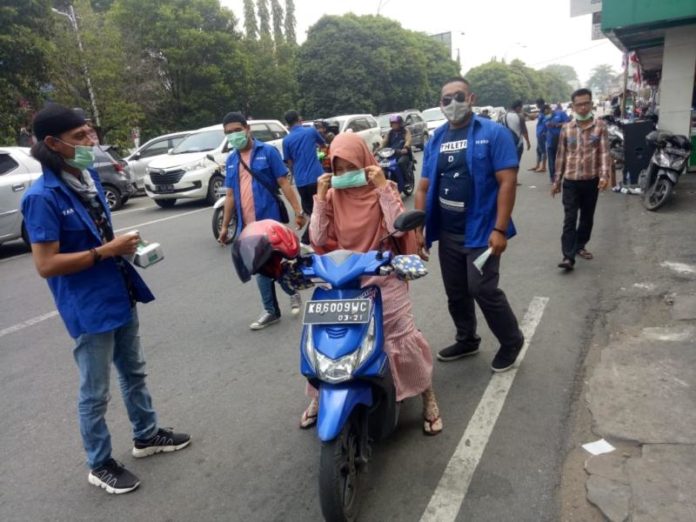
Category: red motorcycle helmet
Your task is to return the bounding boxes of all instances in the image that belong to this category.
[232,219,300,282]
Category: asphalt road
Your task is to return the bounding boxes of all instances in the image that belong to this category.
[0,128,622,522]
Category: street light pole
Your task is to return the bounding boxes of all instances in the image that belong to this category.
[52,5,101,128]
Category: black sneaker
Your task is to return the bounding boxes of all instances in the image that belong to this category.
[88,458,140,494]
[437,337,481,362]
[491,338,525,373]
[132,427,191,458]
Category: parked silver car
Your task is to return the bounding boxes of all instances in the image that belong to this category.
[125,131,190,191]
[0,147,42,247]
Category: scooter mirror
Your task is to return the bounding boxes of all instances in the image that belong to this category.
[394,210,425,232]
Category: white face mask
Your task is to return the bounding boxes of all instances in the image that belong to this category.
[442,99,471,124]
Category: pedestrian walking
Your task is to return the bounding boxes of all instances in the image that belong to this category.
[529,98,548,174]
[501,99,531,161]
[551,88,611,270]
[21,103,190,495]
[546,102,571,183]
[218,111,307,330]
[282,110,326,245]
[415,78,525,373]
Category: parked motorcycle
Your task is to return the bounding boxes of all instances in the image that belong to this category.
[602,115,625,172]
[375,148,415,196]
[639,130,691,211]
[206,153,237,244]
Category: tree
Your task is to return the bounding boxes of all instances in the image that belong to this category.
[243,0,258,40]
[541,64,579,86]
[0,0,53,144]
[587,64,617,96]
[284,0,296,45]
[297,15,459,117]
[465,61,530,107]
[270,0,283,44]
[257,0,271,39]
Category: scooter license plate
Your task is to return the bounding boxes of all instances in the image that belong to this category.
[303,299,372,325]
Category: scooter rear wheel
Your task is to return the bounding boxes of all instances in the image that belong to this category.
[642,177,673,211]
[212,206,237,244]
[319,412,362,522]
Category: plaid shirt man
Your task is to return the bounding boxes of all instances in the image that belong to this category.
[555,118,611,182]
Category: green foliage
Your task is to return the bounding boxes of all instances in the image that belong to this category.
[284,0,296,45]
[243,0,258,39]
[588,64,618,96]
[297,14,459,118]
[466,59,572,107]
[0,0,53,144]
[270,0,283,44]
[541,64,578,85]
[257,0,270,39]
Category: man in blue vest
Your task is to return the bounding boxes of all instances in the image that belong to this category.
[218,112,307,330]
[282,110,325,245]
[415,78,525,372]
[546,103,571,182]
[21,104,190,495]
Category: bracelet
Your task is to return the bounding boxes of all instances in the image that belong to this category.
[89,248,102,265]
[493,227,506,235]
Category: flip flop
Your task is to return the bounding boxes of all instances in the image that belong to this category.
[299,409,317,429]
[423,416,443,436]
[558,259,574,270]
[577,249,594,260]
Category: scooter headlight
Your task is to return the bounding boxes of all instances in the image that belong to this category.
[303,317,377,383]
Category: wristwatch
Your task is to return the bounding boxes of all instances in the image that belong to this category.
[89,247,102,265]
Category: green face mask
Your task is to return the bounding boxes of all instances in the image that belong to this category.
[65,144,95,170]
[226,131,249,150]
[575,112,594,122]
[331,169,367,190]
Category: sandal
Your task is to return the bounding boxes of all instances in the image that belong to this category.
[422,389,443,436]
[299,399,318,429]
[577,249,594,260]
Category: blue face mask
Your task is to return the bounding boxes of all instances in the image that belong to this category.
[331,169,367,190]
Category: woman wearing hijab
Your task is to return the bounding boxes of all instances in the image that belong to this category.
[300,133,442,436]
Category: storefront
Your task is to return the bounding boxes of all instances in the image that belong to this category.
[601,0,696,168]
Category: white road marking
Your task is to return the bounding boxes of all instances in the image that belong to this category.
[420,296,550,522]
[114,207,210,232]
[0,311,59,339]
[113,204,156,216]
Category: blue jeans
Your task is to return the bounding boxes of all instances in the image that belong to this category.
[256,274,294,317]
[73,308,157,469]
[547,134,560,182]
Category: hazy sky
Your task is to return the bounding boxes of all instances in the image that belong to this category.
[221,0,623,84]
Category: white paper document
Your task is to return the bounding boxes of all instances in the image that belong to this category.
[473,247,493,274]
[582,439,616,456]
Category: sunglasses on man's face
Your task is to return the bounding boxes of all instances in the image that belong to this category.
[441,92,468,106]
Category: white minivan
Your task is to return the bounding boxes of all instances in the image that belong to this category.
[325,114,382,152]
[144,120,287,208]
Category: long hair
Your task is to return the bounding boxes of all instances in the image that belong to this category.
[31,141,64,174]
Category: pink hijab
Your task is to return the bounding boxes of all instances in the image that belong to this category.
[320,133,407,253]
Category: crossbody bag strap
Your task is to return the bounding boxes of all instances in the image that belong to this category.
[238,155,282,202]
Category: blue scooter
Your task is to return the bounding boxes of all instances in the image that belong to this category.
[296,210,426,522]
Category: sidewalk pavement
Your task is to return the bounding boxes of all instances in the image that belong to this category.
[575,174,696,521]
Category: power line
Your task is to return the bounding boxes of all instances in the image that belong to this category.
[530,42,611,67]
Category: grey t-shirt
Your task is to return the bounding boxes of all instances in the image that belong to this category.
[504,111,527,142]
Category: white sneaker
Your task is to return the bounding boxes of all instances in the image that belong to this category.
[250,312,280,330]
[290,293,302,317]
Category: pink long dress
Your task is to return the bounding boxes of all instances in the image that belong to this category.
[309,183,433,401]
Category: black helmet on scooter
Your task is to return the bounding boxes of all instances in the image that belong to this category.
[232,220,300,283]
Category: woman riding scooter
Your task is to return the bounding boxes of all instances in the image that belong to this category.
[300,132,443,436]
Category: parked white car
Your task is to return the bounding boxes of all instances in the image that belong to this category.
[325,114,382,152]
[144,120,288,208]
[0,147,42,247]
[126,131,190,191]
[421,107,447,133]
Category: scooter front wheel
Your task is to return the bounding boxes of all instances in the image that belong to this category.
[643,177,673,211]
[319,412,363,522]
